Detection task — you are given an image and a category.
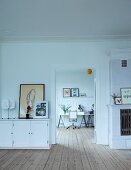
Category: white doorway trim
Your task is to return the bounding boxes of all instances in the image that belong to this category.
[51,64,97,145]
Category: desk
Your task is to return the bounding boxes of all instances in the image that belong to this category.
[86,113,94,127]
[57,114,69,128]
[57,112,87,128]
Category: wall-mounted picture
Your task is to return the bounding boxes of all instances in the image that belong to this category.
[63,88,71,97]
[19,84,45,118]
[34,101,48,118]
[121,88,131,104]
[71,88,79,97]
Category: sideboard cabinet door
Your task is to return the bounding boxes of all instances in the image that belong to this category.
[13,120,30,147]
[30,120,49,148]
[0,121,13,147]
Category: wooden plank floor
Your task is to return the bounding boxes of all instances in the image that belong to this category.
[0,128,131,170]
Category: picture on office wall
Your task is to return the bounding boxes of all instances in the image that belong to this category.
[71,88,79,97]
[63,88,71,97]
[19,84,45,118]
[34,101,48,118]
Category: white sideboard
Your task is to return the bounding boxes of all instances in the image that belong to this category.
[0,119,51,149]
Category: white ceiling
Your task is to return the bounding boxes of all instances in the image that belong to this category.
[0,0,131,39]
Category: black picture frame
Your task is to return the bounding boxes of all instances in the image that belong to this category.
[63,88,71,97]
[71,88,79,97]
[114,97,122,105]
[19,84,45,118]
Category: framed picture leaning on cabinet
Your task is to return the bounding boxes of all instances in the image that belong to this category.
[19,84,45,118]
[34,101,48,118]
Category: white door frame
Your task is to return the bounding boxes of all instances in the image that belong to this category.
[51,64,97,144]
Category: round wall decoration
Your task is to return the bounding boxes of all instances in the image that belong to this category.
[86,69,93,75]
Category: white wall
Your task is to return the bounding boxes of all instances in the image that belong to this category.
[111,58,131,96]
[0,39,131,145]
[56,70,94,127]
[0,44,1,110]
[109,52,131,149]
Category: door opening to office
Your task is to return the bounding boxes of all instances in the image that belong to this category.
[55,67,96,143]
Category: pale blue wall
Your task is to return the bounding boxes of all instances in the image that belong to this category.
[56,70,94,127]
[0,39,131,145]
[111,59,131,93]
[111,58,131,104]
[0,44,1,113]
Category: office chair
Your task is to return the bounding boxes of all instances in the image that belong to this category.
[67,111,79,129]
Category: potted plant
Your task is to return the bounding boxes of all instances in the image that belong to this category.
[59,104,72,114]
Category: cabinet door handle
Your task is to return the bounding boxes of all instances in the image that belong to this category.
[11,132,13,134]
[28,132,30,134]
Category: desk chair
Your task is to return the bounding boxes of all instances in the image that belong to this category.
[67,111,79,129]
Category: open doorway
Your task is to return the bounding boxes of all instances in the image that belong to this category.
[55,67,96,142]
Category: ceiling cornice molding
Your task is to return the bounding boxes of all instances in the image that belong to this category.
[1,34,131,43]
[107,48,131,60]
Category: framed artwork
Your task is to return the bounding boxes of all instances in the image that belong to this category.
[63,88,71,97]
[19,84,45,118]
[71,88,79,97]
[115,97,122,105]
[121,88,131,104]
[34,101,48,118]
